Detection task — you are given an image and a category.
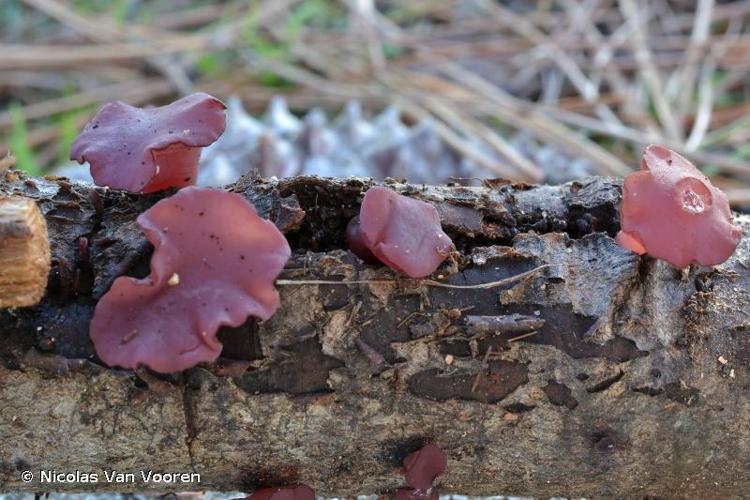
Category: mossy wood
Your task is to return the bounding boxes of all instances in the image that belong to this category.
[1,170,749,497]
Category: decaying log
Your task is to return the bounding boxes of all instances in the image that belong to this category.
[1,169,750,498]
[0,196,51,307]
[464,314,546,336]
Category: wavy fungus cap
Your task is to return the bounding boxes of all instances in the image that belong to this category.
[90,187,291,373]
[352,187,454,278]
[615,145,742,268]
[71,93,226,193]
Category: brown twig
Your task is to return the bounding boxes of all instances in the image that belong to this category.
[471,346,493,393]
[0,155,16,174]
[276,265,548,290]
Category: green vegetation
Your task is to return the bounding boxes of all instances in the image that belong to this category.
[8,103,40,176]
[1,0,748,189]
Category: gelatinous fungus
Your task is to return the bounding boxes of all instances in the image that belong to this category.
[403,443,448,489]
[350,186,454,277]
[242,485,314,500]
[394,489,438,500]
[616,145,742,268]
[345,215,379,264]
[90,187,291,373]
[71,93,226,193]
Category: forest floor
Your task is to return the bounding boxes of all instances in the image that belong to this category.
[1,0,749,198]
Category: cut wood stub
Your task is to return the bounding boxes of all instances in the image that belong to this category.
[0,196,51,307]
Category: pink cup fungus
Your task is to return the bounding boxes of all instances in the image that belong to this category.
[403,443,448,490]
[347,187,454,278]
[71,92,226,193]
[615,145,742,268]
[345,215,379,264]
[89,186,291,373]
[241,485,314,500]
[394,489,438,500]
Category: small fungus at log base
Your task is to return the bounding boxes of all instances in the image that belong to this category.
[394,488,438,500]
[71,93,226,193]
[240,485,315,500]
[349,186,454,278]
[615,145,742,268]
[90,187,291,373]
[403,443,448,490]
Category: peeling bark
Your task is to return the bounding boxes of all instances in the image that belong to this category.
[1,170,750,498]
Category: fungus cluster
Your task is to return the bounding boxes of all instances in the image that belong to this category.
[395,443,447,499]
[71,92,226,193]
[89,187,290,373]
[616,145,741,268]
[346,186,454,278]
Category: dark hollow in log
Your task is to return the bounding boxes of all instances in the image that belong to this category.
[1,170,750,498]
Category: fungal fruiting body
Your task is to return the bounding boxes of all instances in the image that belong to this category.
[348,186,454,278]
[344,215,379,264]
[403,443,448,490]
[394,489,438,500]
[394,443,447,499]
[71,93,226,193]
[616,145,742,268]
[90,187,290,373]
[242,485,314,500]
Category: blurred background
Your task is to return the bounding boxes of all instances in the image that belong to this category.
[1,0,749,205]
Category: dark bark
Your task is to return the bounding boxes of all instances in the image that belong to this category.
[1,170,749,498]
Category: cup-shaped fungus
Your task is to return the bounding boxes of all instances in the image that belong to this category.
[394,489,438,500]
[71,93,226,193]
[347,187,454,278]
[403,443,448,490]
[90,187,291,373]
[242,486,314,500]
[345,215,379,264]
[616,145,742,268]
